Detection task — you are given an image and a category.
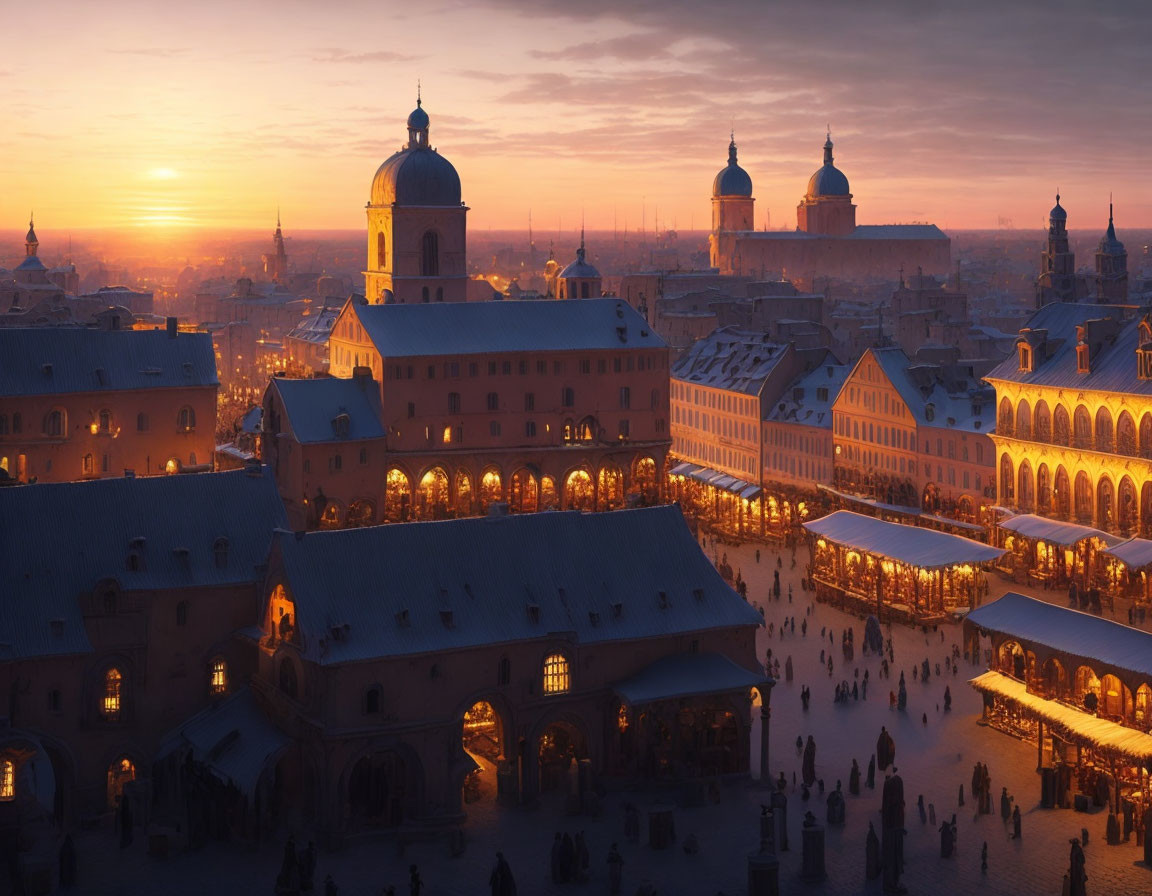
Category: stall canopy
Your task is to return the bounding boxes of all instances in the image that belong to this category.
[970,670,1152,761]
[966,592,1152,680]
[803,510,1005,569]
[614,652,765,705]
[816,484,919,516]
[669,461,761,500]
[998,514,1124,548]
[1101,537,1152,571]
[158,687,288,798]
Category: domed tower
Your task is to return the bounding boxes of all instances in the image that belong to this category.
[365,94,468,303]
[709,134,754,273]
[557,230,602,299]
[1037,194,1076,306]
[1095,201,1127,302]
[796,132,855,235]
[14,215,48,286]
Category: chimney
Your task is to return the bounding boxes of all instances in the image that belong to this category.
[352,365,372,386]
[166,316,178,338]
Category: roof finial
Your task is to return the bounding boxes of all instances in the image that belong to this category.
[417,79,421,106]
[1109,191,1113,223]
[277,204,281,229]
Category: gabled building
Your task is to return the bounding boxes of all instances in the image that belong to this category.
[0,320,218,482]
[263,298,671,528]
[0,468,286,828]
[831,345,995,522]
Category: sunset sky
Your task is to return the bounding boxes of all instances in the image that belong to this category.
[4,0,1150,234]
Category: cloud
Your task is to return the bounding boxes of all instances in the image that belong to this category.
[310,48,413,64]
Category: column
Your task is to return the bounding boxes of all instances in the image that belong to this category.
[756,679,775,783]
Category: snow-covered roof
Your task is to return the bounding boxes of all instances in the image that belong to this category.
[970,670,1152,761]
[273,504,763,666]
[1101,537,1152,570]
[158,687,288,798]
[866,346,994,433]
[615,652,765,705]
[998,514,1123,548]
[669,461,761,499]
[350,298,665,357]
[966,592,1152,680]
[766,354,847,428]
[671,326,789,396]
[803,510,1006,569]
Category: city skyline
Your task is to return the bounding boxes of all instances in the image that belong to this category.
[4,0,1151,233]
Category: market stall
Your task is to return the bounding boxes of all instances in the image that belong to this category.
[803,510,1006,624]
[1100,538,1152,615]
[995,514,1122,590]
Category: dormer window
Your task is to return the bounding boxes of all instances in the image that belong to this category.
[1076,343,1091,374]
[924,403,935,423]
[331,413,350,439]
[1018,343,1033,372]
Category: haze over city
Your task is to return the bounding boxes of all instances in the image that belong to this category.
[5,0,1151,233]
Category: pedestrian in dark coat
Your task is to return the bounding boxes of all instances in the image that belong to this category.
[866,754,876,789]
[802,735,817,787]
[849,759,860,796]
[550,833,563,883]
[1011,805,1021,840]
[489,852,517,896]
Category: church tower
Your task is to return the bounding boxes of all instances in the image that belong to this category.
[1037,194,1077,306]
[365,96,468,303]
[1094,201,1127,303]
[796,133,856,236]
[263,211,289,283]
[557,230,602,299]
[709,135,754,273]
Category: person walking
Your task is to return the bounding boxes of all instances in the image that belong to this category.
[606,843,624,894]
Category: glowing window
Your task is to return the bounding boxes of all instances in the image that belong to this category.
[210,658,227,695]
[617,703,630,732]
[103,667,122,720]
[542,653,570,695]
[177,406,196,432]
[0,760,13,801]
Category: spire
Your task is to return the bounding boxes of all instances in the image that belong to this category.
[577,218,586,263]
[25,213,39,257]
[823,129,834,166]
[1106,194,1116,241]
[417,79,421,107]
[728,130,737,165]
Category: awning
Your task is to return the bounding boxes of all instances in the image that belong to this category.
[965,592,1152,680]
[970,670,1152,762]
[672,463,762,499]
[614,652,765,705]
[920,512,986,534]
[998,514,1123,548]
[804,510,1006,569]
[158,687,288,798]
[816,484,919,517]
[1101,537,1152,571]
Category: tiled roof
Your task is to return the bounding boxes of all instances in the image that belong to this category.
[350,298,666,358]
[273,505,763,666]
[866,346,994,433]
[983,302,1147,395]
[268,376,386,443]
[767,353,847,428]
[671,327,788,396]
[0,328,218,396]
[0,468,287,660]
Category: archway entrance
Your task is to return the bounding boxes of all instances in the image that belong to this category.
[538,720,587,792]
[107,757,136,810]
[564,470,594,511]
[348,751,408,828]
[461,700,504,803]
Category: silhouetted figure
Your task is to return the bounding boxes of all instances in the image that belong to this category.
[58,834,77,889]
[277,835,299,892]
[1068,838,1087,896]
[300,841,316,893]
[324,875,337,896]
[1011,805,1021,840]
[561,833,576,882]
[849,759,861,796]
[118,796,133,848]
[551,833,563,883]
[489,852,517,896]
[876,727,895,771]
[607,843,624,894]
[981,841,987,874]
[865,822,881,880]
[409,864,422,896]
[574,832,590,882]
[944,686,952,712]
[802,735,817,786]
[881,769,906,893]
[867,754,876,789]
[958,783,964,807]
[939,819,954,858]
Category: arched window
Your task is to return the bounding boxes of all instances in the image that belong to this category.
[0,760,13,801]
[421,231,439,276]
[98,409,113,433]
[210,657,227,695]
[44,409,65,437]
[213,537,229,569]
[365,686,381,714]
[280,658,298,699]
[102,667,123,720]
[542,653,570,695]
[107,757,135,809]
[178,406,196,432]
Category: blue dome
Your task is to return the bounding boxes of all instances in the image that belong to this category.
[712,139,752,198]
[1050,195,1067,222]
[806,135,851,198]
[807,163,850,197]
[560,246,600,279]
[371,147,461,206]
[407,101,429,131]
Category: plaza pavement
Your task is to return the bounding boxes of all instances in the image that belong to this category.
[74,536,1152,895]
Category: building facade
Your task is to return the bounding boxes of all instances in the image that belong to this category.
[710,134,950,284]
[985,302,1152,536]
[0,322,218,482]
[263,298,671,529]
[831,346,995,521]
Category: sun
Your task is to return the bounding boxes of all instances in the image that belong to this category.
[148,167,179,180]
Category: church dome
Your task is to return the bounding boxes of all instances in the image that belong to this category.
[370,100,462,207]
[713,138,752,198]
[806,135,851,198]
[1050,195,1067,222]
[560,246,600,279]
